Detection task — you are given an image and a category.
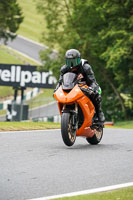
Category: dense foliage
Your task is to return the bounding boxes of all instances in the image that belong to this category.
[0,0,23,42]
[37,0,133,121]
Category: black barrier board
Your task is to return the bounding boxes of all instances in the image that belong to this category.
[0,64,57,88]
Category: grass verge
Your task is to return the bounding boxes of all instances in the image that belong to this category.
[0,120,132,132]
[0,86,14,99]
[105,120,133,129]
[0,110,6,116]
[0,121,60,132]
[52,187,133,200]
[0,46,24,64]
[0,45,39,65]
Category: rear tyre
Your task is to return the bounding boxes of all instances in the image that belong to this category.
[86,127,103,145]
[61,112,76,146]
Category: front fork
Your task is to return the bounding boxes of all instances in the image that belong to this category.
[72,103,78,129]
[62,103,78,130]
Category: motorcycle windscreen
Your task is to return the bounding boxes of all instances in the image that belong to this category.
[62,72,77,90]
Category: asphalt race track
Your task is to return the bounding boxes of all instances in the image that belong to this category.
[0,128,133,200]
[6,35,45,64]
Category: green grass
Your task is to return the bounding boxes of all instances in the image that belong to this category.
[52,187,133,200]
[0,86,14,99]
[0,110,6,116]
[0,46,39,65]
[17,0,45,42]
[0,121,60,131]
[105,120,133,129]
[0,47,24,64]
[27,88,54,109]
[114,120,133,129]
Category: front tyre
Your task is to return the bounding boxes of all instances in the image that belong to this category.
[61,112,76,146]
[86,127,103,145]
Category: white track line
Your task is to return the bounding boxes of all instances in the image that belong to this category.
[0,129,60,134]
[28,182,133,200]
[18,35,45,47]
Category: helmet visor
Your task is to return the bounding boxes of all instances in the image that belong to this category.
[66,58,80,68]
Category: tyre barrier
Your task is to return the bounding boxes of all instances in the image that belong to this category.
[32,115,61,123]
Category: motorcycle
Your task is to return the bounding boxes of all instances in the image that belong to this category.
[54,72,103,147]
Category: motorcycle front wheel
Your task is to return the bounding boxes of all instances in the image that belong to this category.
[61,112,76,146]
[86,127,103,145]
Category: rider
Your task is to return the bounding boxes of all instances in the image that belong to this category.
[54,49,105,123]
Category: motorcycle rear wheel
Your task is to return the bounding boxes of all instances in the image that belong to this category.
[61,112,76,146]
[86,127,103,145]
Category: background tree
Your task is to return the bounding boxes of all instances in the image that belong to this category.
[0,0,23,43]
[37,0,133,121]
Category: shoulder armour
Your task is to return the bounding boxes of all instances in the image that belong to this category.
[60,65,68,74]
[81,59,88,66]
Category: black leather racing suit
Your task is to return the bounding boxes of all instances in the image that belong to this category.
[55,59,104,121]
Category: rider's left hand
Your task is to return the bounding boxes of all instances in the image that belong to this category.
[77,73,83,80]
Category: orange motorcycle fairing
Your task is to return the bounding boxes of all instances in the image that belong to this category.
[54,85,84,104]
[76,95,95,138]
[54,84,95,138]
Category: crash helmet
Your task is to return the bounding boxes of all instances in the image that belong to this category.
[65,49,81,69]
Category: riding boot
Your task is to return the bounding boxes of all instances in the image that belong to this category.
[94,103,105,123]
[89,94,105,122]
